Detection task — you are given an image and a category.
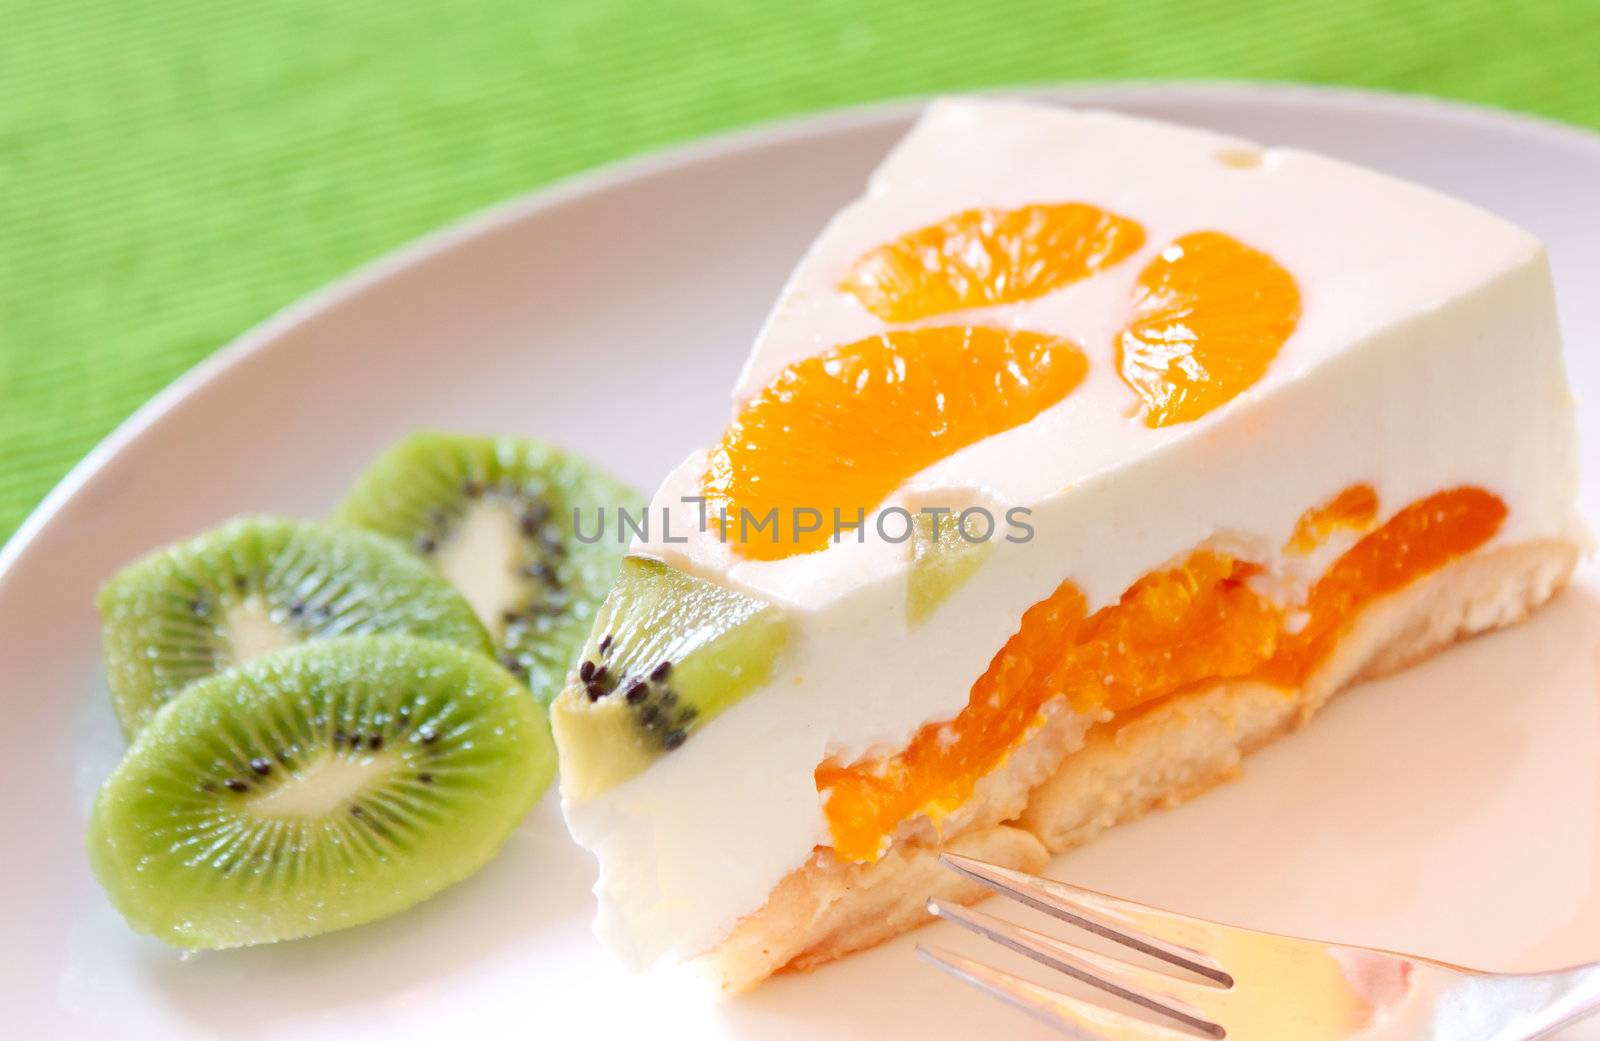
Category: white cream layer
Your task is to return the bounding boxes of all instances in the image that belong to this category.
[562,98,1582,968]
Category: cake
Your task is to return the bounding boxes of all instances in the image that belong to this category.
[549,98,1583,992]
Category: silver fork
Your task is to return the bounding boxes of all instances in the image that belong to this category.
[921,854,1600,1041]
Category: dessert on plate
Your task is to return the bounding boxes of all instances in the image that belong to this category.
[550,97,1583,992]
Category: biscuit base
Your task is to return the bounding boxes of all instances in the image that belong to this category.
[696,539,1579,993]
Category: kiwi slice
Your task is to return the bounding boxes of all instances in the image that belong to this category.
[88,636,552,949]
[551,556,790,800]
[333,433,642,704]
[99,517,490,735]
[906,510,994,626]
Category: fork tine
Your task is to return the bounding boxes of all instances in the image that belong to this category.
[917,944,1202,1040]
[940,854,1232,984]
[928,898,1225,1037]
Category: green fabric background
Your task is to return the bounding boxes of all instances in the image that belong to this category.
[3,0,1598,542]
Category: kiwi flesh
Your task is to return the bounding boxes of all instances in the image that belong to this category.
[98,517,490,735]
[333,433,642,704]
[906,509,993,626]
[87,636,552,949]
[551,557,790,800]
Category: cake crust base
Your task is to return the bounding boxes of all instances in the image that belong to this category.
[696,538,1579,993]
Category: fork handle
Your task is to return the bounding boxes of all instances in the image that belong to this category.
[1503,962,1600,1041]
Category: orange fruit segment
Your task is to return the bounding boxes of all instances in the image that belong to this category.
[1286,483,1379,554]
[1117,232,1301,427]
[817,579,1086,863]
[840,204,1146,322]
[816,485,1504,863]
[703,327,1088,561]
[1264,487,1506,685]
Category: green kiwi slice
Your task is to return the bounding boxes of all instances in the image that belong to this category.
[88,636,552,949]
[906,509,994,626]
[332,433,642,704]
[551,557,790,800]
[98,517,490,735]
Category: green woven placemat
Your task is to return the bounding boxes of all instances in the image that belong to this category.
[3,0,1597,543]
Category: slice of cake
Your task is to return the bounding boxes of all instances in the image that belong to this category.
[551,97,1583,992]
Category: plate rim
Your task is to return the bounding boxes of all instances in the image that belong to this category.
[13,79,1600,1036]
[6,78,1598,587]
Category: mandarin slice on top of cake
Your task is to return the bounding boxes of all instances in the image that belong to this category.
[550,98,1583,991]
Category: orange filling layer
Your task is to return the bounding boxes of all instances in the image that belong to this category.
[840,203,1145,322]
[816,486,1506,863]
[1286,483,1379,554]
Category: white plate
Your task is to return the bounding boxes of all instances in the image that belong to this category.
[6,84,1600,1040]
